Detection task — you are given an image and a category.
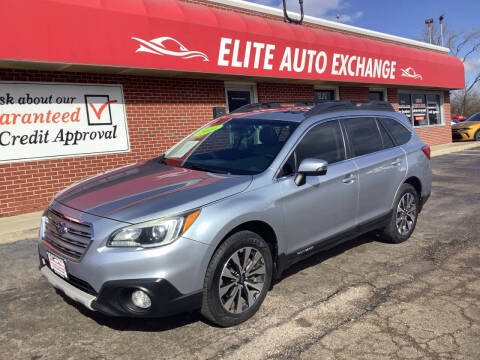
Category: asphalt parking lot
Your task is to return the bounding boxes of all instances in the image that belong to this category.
[1,151,479,360]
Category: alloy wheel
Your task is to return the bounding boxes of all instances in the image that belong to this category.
[396,192,417,236]
[218,247,266,314]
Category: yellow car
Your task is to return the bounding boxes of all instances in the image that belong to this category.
[452,113,480,141]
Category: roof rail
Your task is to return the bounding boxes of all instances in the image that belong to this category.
[230,100,316,114]
[304,100,395,117]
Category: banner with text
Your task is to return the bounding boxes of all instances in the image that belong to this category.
[0,82,130,163]
[0,0,465,89]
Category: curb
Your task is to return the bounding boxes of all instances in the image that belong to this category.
[431,142,480,158]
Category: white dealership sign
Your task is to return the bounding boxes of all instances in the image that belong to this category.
[0,82,130,163]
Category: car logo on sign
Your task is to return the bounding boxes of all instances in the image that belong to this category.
[56,222,68,235]
[131,36,209,62]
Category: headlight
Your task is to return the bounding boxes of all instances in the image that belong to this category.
[40,215,48,240]
[108,210,200,248]
[459,127,472,131]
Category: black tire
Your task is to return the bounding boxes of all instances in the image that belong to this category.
[200,230,273,327]
[474,130,480,141]
[380,183,419,244]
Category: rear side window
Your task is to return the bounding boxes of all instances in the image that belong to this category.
[343,117,383,157]
[379,117,412,145]
[378,122,395,149]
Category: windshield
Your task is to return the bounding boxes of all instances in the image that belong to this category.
[467,113,480,122]
[164,117,299,175]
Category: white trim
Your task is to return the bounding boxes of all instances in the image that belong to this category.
[204,0,449,53]
[314,85,339,100]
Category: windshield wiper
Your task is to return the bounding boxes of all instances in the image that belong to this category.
[184,164,230,174]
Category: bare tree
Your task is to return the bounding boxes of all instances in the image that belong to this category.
[422,24,480,115]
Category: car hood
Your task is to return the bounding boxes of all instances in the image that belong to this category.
[55,160,252,224]
[452,121,479,129]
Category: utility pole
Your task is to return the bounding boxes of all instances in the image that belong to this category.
[425,18,434,44]
[439,13,446,47]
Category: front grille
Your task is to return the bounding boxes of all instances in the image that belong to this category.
[44,208,92,261]
[452,133,463,140]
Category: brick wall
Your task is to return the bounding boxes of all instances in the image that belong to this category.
[257,83,315,102]
[339,86,370,100]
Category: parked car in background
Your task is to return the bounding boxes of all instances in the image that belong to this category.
[38,100,432,327]
[451,115,467,123]
[452,112,480,141]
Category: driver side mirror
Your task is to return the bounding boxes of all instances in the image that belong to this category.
[294,158,328,186]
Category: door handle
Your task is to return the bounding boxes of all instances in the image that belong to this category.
[342,174,356,184]
[391,159,402,167]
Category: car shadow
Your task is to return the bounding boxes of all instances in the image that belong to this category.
[56,232,381,331]
[274,231,379,284]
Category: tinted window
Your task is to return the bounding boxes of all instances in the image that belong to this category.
[344,117,383,157]
[226,90,251,112]
[380,118,412,145]
[378,122,395,149]
[369,91,384,101]
[295,120,346,166]
[278,153,296,177]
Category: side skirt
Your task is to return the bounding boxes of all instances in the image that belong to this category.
[275,211,392,278]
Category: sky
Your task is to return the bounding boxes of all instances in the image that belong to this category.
[246,0,480,84]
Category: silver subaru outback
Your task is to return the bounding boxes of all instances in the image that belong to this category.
[38,100,432,327]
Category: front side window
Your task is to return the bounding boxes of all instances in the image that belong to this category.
[279,120,345,177]
[295,120,346,165]
[399,93,443,127]
[164,118,298,175]
[343,117,383,157]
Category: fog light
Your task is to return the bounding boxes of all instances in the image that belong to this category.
[131,290,152,309]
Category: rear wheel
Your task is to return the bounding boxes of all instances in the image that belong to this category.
[201,230,272,327]
[380,183,419,243]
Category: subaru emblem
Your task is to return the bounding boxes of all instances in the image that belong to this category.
[56,222,68,235]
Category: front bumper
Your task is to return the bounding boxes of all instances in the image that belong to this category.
[39,262,202,317]
[452,130,473,141]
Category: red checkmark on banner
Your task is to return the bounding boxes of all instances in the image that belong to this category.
[88,99,117,119]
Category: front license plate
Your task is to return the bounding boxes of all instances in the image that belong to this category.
[47,252,68,279]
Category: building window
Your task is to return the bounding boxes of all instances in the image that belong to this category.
[369,91,385,101]
[398,92,443,127]
[315,89,335,101]
[224,83,257,113]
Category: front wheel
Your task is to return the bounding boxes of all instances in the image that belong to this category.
[474,130,480,141]
[201,230,273,327]
[380,183,419,244]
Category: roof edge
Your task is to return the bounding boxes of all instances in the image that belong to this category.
[204,0,450,53]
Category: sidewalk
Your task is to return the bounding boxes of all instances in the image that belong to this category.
[0,211,42,245]
[1,141,479,245]
[431,141,480,157]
